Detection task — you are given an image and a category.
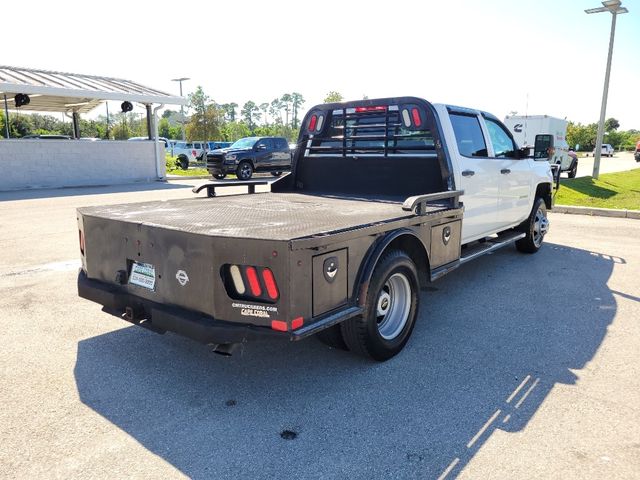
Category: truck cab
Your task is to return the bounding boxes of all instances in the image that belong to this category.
[437,105,553,243]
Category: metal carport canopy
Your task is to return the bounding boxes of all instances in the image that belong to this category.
[0,65,187,113]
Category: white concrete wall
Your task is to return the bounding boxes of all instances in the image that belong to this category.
[0,140,164,190]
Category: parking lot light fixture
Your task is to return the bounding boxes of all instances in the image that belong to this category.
[171,77,190,141]
[585,0,628,179]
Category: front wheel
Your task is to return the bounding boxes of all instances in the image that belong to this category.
[213,173,226,180]
[341,250,419,361]
[516,197,549,253]
[178,156,189,170]
[568,161,577,178]
[271,172,282,177]
[236,161,253,180]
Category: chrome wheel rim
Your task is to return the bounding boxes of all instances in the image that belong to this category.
[376,273,411,340]
[533,207,549,247]
[240,164,252,178]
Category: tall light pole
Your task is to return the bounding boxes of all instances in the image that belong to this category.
[171,77,190,141]
[585,0,628,179]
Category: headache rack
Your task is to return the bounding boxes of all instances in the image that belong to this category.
[304,103,438,157]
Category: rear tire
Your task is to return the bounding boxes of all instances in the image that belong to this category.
[568,161,577,179]
[213,173,226,180]
[516,197,548,254]
[316,325,349,351]
[178,156,188,170]
[236,161,253,180]
[271,172,282,177]
[341,250,419,361]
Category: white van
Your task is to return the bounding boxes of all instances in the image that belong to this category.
[503,115,576,178]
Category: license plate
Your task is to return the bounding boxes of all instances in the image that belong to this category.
[129,262,156,290]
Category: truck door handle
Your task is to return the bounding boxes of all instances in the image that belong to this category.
[501,168,511,174]
[461,170,475,177]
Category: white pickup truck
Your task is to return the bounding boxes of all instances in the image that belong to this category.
[77,97,554,361]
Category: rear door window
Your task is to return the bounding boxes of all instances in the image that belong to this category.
[450,113,488,157]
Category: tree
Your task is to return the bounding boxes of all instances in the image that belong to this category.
[221,103,238,122]
[270,98,283,124]
[221,121,251,141]
[162,109,177,119]
[186,86,223,140]
[605,117,620,132]
[291,92,305,129]
[280,93,292,127]
[259,103,270,125]
[324,91,344,103]
[567,122,598,151]
[241,101,259,130]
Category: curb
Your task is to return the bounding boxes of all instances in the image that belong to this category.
[554,204,640,220]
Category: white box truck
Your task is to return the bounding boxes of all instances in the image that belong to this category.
[504,115,577,178]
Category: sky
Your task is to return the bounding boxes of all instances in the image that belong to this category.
[3,0,638,128]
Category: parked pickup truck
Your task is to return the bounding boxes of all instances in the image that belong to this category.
[77,97,554,361]
[206,136,292,180]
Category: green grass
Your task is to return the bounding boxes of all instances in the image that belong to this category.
[166,166,209,176]
[556,168,640,210]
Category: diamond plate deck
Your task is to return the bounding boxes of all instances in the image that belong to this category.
[79,192,448,241]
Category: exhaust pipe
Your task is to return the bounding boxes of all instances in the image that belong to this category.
[211,343,240,357]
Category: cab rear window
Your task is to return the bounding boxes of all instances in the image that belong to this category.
[308,107,435,156]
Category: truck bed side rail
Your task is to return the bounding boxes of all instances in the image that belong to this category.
[192,180,270,197]
[402,189,464,215]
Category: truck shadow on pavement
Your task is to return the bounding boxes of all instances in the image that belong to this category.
[74,242,620,479]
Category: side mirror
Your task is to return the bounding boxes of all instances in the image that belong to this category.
[534,134,554,160]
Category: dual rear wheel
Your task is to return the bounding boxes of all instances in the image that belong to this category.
[317,250,419,362]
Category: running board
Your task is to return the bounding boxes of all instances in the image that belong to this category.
[459,232,525,265]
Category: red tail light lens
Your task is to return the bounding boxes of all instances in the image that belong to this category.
[261,268,279,300]
[245,267,262,297]
[309,114,317,132]
[411,108,422,127]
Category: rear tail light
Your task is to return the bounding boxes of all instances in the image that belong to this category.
[411,108,422,127]
[79,230,85,255]
[245,266,262,296]
[224,264,280,303]
[307,112,325,133]
[401,105,424,129]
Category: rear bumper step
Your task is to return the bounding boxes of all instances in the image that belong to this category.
[77,270,282,345]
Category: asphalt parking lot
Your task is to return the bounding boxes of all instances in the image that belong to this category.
[574,150,637,178]
[1,181,639,479]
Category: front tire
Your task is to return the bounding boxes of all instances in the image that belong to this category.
[341,250,419,361]
[213,173,226,180]
[178,156,189,170]
[271,172,282,177]
[516,197,549,253]
[236,161,253,180]
[568,161,577,178]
